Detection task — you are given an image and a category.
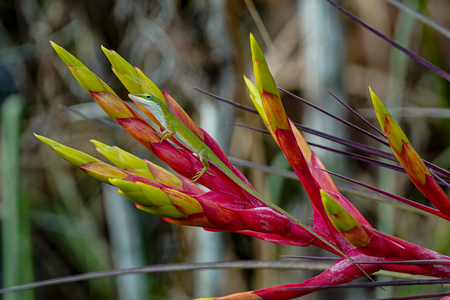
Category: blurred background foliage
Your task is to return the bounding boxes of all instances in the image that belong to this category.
[1,0,450,299]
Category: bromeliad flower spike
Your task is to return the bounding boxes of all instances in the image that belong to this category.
[37,36,450,300]
[127,92,364,270]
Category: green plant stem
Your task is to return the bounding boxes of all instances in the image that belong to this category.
[1,94,34,300]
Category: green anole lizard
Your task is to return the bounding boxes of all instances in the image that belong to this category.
[129,92,373,280]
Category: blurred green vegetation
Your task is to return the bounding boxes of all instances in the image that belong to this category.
[1,0,450,299]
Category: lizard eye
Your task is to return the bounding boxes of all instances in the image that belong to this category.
[145,95,151,100]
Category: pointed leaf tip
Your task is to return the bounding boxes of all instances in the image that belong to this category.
[36,135,99,166]
[90,139,108,149]
[34,133,61,147]
[369,87,390,130]
[250,33,266,64]
[370,88,411,152]
[250,35,278,96]
[51,42,87,70]
[102,48,164,100]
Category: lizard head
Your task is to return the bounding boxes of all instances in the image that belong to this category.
[128,92,165,110]
[128,93,168,122]
[129,93,164,105]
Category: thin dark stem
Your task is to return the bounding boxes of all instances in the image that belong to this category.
[280,256,450,265]
[195,87,398,161]
[0,260,332,294]
[318,167,450,221]
[308,141,405,174]
[231,123,402,171]
[193,87,258,114]
[327,90,386,137]
[279,87,389,146]
[228,156,442,217]
[194,88,450,180]
[325,0,450,82]
[383,0,450,40]
[286,278,450,291]
[60,105,126,132]
[426,163,450,180]
[293,123,396,160]
[279,255,339,261]
[333,92,450,180]
[367,291,450,300]
[197,89,450,183]
[231,122,450,187]
[430,169,450,189]
[356,260,450,265]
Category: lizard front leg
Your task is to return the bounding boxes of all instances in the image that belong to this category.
[191,148,215,182]
[155,129,175,143]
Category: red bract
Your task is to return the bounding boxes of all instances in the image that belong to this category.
[36,36,450,300]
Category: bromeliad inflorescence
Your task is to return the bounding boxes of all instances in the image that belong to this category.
[37,34,450,300]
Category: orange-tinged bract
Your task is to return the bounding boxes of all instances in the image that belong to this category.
[163,91,205,140]
[370,88,428,183]
[90,91,142,121]
[250,34,289,131]
[370,88,450,217]
[79,161,129,182]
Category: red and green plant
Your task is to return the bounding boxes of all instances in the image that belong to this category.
[31,27,450,299]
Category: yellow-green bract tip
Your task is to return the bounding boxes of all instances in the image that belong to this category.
[101,46,165,101]
[51,41,115,94]
[91,139,156,180]
[109,179,188,218]
[321,190,343,215]
[321,190,360,232]
[35,134,99,166]
[91,139,124,166]
[250,33,279,96]
[90,139,109,150]
[101,46,141,93]
[369,87,390,129]
[321,190,370,248]
[243,75,269,125]
[50,41,87,69]
[109,178,167,208]
[250,33,267,66]
[369,87,410,152]
[34,133,61,147]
